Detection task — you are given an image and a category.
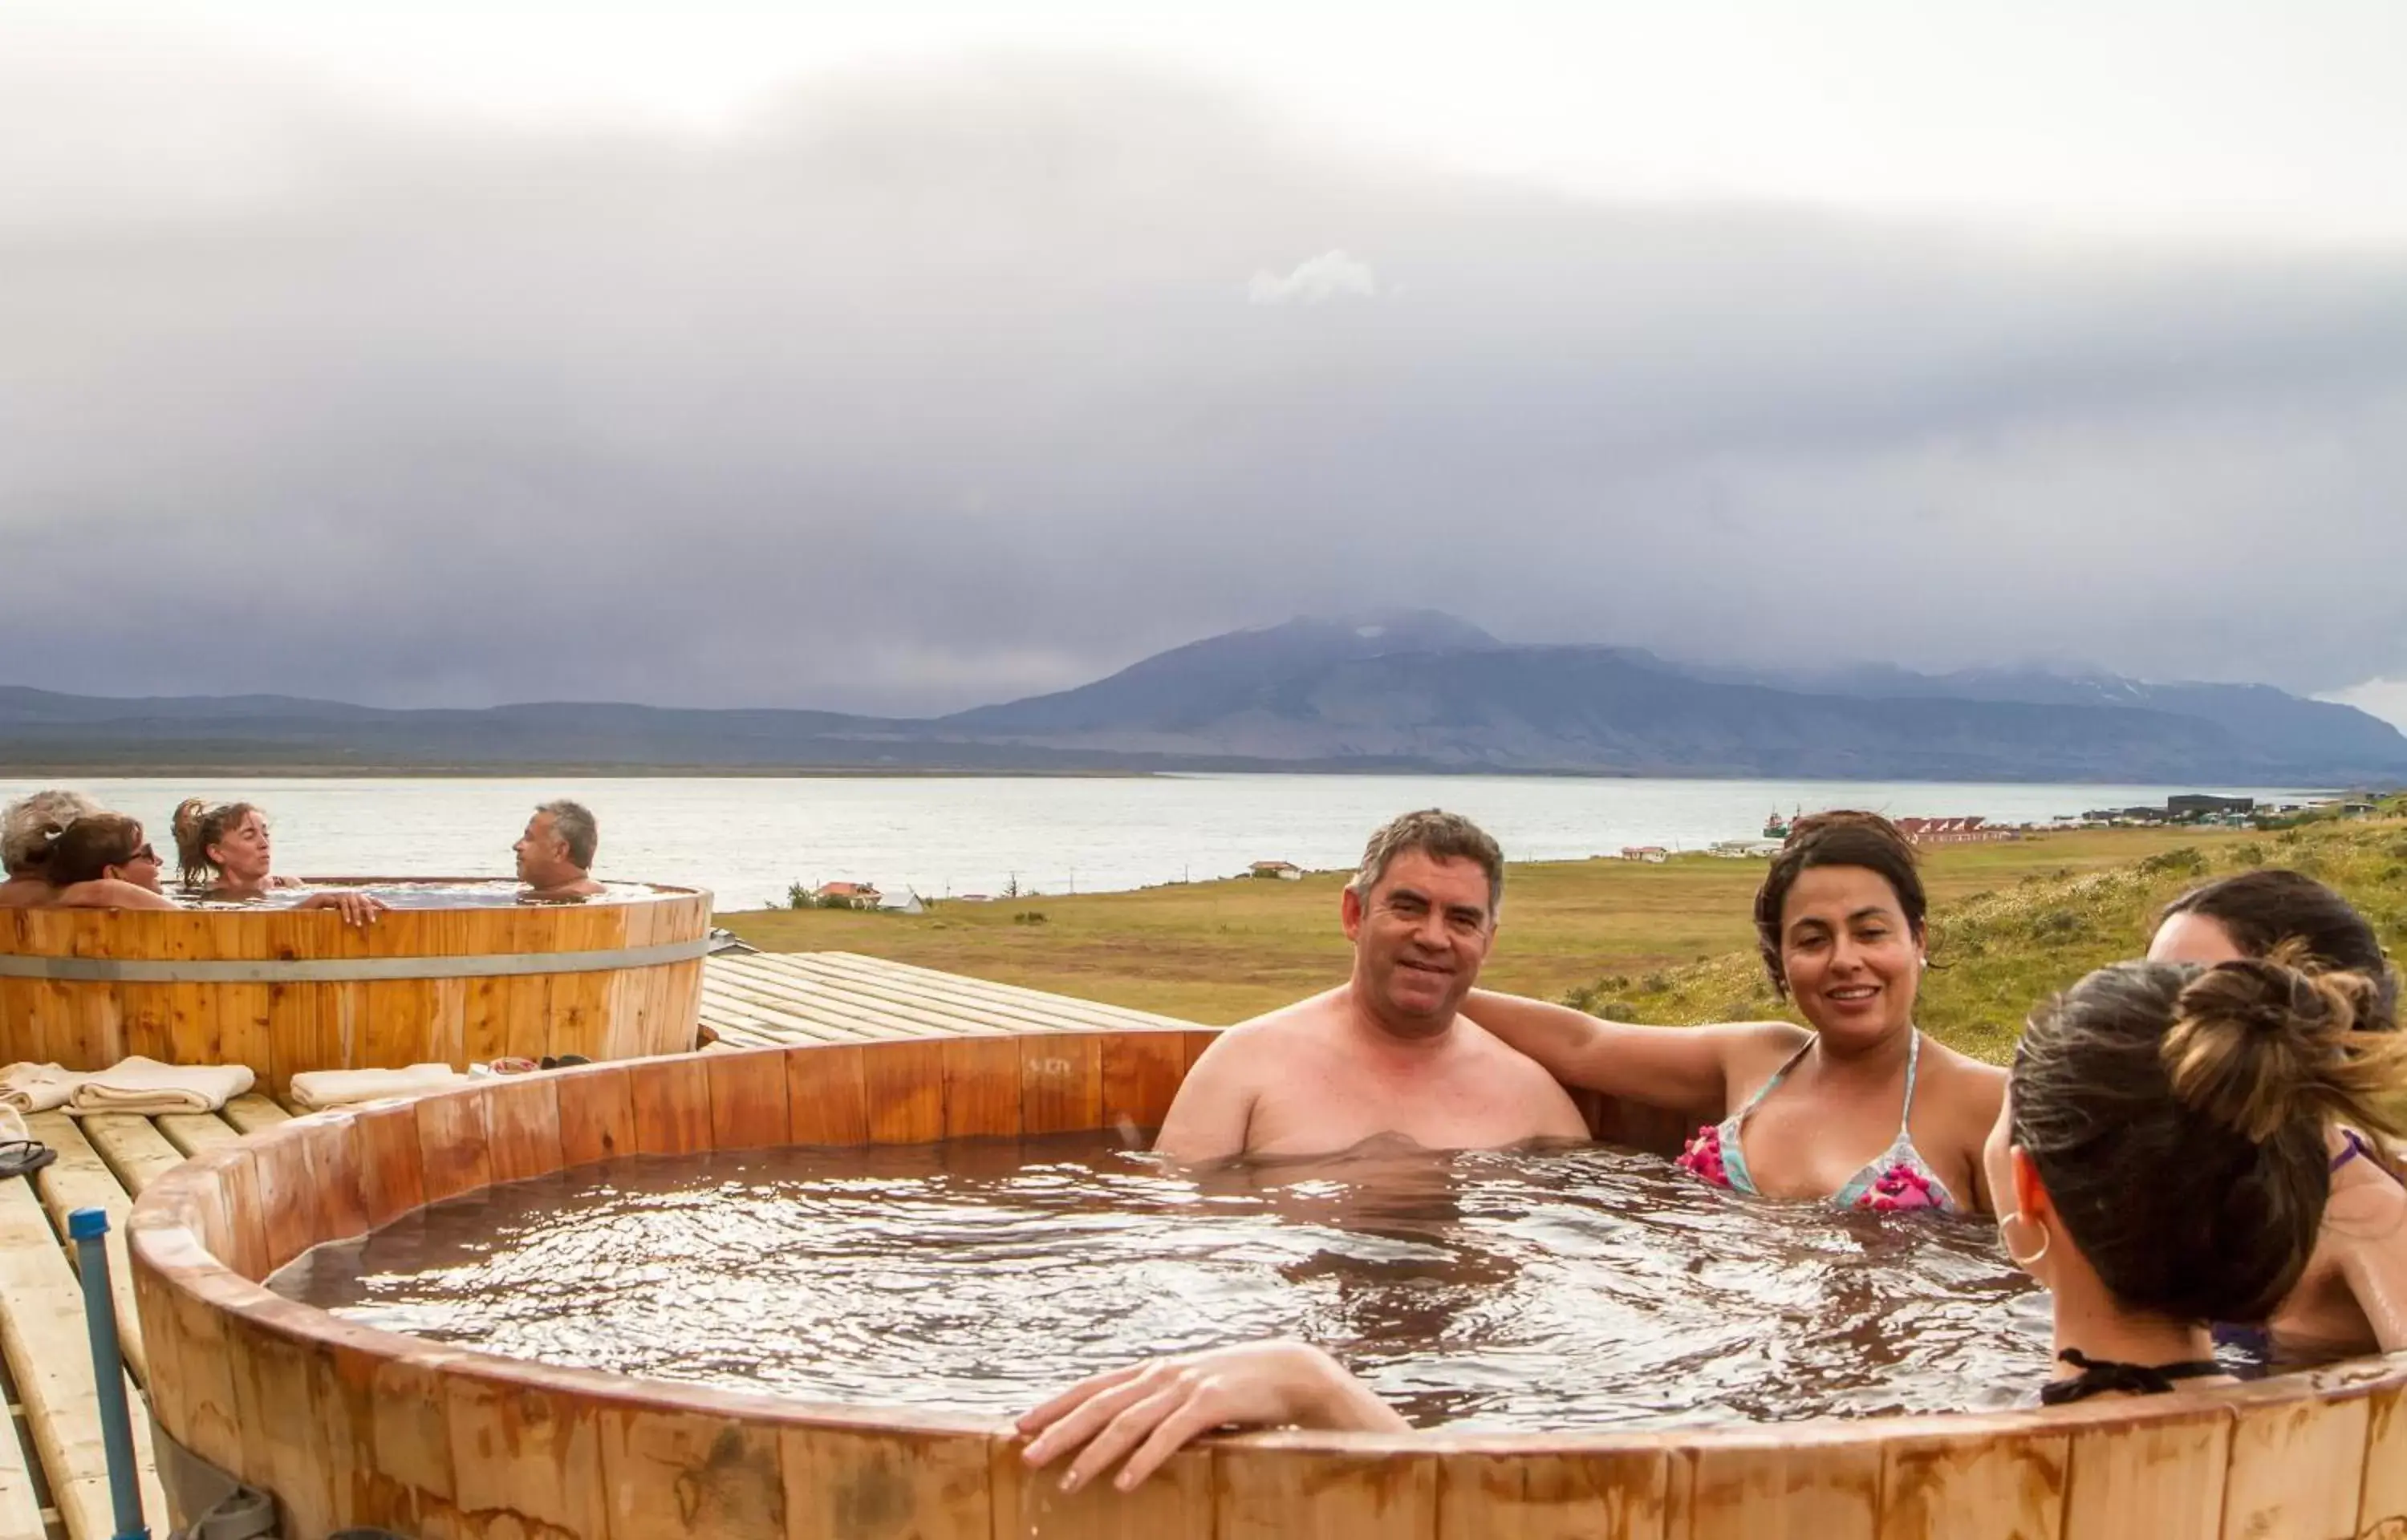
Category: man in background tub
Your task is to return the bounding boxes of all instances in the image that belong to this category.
[1154,809,1586,1162]
[514,799,605,900]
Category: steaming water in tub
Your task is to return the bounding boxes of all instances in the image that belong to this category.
[178,880,663,909]
[270,1133,2054,1429]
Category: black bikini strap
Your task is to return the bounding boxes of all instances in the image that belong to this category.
[2039,1348,2222,1405]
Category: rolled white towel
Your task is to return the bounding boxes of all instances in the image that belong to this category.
[67,1056,255,1116]
[2,1061,87,1115]
[288,1064,469,1110]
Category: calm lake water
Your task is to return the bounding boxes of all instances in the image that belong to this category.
[7,774,2312,911]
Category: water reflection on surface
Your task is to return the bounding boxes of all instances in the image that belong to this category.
[271,1133,2050,1429]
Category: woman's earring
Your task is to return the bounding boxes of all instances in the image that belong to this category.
[1997,1210,2052,1267]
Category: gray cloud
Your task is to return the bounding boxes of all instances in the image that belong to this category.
[3,42,2405,713]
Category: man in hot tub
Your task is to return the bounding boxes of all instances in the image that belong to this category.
[514,799,606,901]
[1153,809,1588,1162]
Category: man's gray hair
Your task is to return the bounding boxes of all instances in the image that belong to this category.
[538,799,599,869]
[2,788,102,875]
[1348,808,1504,918]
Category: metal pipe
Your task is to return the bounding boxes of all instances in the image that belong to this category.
[68,1207,150,1540]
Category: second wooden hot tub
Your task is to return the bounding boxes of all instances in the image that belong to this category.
[0,883,712,1092]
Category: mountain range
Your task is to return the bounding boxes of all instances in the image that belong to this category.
[3,612,2401,784]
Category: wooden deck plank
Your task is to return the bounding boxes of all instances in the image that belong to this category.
[152,1112,242,1159]
[703,974,970,1040]
[218,1093,290,1135]
[694,982,880,1044]
[21,1115,147,1385]
[698,976,956,1043]
[75,1115,187,1198]
[809,951,1194,1030]
[0,1178,167,1540]
[715,956,1088,1038]
[0,1356,45,1540]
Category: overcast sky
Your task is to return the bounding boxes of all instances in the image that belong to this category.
[6,2,2406,719]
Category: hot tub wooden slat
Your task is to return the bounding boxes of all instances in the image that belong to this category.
[485,1076,566,1185]
[2362,1377,2407,1534]
[631,1056,712,1157]
[441,1363,610,1540]
[984,1433,1212,1540]
[22,1112,148,1384]
[1682,1433,1881,1540]
[597,1403,785,1539]
[2052,1400,2226,1539]
[1873,1420,2068,1540]
[555,1064,637,1167]
[781,1421,993,1540]
[1433,1445,1669,1540]
[863,1041,947,1144]
[0,1178,168,1540]
[2218,1382,2370,1540]
[784,1044,870,1147]
[1216,1445,1439,1538]
[706,1051,791,1152]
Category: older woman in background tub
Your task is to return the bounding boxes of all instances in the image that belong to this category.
[0,789,104,908]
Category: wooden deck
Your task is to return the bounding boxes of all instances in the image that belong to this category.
[0,952,1196,1539]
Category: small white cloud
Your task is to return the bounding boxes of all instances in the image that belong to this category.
[2319,679,2407,733]
[1247,249,1379,305]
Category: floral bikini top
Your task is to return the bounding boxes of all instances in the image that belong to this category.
[1676,1031,1962,1214]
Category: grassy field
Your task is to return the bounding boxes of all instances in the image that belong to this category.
[720,823,2317,1034]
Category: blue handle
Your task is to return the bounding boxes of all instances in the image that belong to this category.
[67,1207,150,1540]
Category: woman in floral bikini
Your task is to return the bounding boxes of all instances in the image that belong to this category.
[1470,809,2005,1217]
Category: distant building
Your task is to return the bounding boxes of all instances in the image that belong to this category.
[1895,816,2019,846]
[2168,795,2255,818]
[813,881,883,910]
[1620,845,1670,864]
[1248,861,1304,881]
[878,889,926,915]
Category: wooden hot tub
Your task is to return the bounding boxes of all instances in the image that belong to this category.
[128,1031,2407,1538]
[0,884,711,1092]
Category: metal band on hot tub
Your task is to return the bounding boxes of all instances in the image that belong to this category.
[0,935,712,983]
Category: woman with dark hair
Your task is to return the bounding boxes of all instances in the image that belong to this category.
[1005,955,2402,1491]
[2145,870,2405,1360]
[1465,811,2004,1215]
[43,814,178,909]
[1989,956,2407,1392]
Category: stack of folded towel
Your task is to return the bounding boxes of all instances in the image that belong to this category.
[2,1056,255,1115]
[288,1064,470,1110]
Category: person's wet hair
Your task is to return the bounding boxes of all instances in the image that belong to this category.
[2013,957,2407,1324]
[1752,811,1926,997]
[172,798,262,887]
[2,789,101,877]
[2163,869,2397,1031]
[45,814,152,887]
[1349,809,1504,917]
